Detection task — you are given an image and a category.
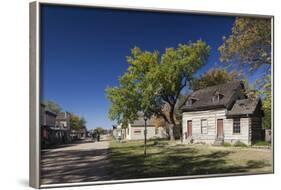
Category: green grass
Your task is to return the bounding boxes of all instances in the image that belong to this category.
[223,142,232,147]
[233,141,248,147]
[253,141,271,146]
[108,140,272,180]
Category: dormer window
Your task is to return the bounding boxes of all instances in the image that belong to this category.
[187,97,198,106]
[212,91,224,103]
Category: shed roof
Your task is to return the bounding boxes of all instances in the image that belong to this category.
[227,98,262,116]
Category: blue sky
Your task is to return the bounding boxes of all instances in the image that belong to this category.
[40,5,261,129]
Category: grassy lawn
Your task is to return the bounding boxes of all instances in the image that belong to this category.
[108,140,272,180]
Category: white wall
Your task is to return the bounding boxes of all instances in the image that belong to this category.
[224,117,250,145]
[182,109,250,145]
[126,124,167,140]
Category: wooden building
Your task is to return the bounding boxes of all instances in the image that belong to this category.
[181,81,264,145]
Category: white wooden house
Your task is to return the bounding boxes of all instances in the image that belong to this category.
[181,81,264,145]
[114,114,168,140]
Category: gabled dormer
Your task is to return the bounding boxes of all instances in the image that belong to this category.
[212,91,224,103]
[187,97,198,106]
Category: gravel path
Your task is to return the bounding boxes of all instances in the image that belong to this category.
[41,137,110,184]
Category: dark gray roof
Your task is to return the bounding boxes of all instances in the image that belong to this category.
[44,109,57,116]
[181,81,245,112]
[227,98,261,116]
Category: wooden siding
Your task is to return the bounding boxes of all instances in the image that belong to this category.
[126,124,167,140]
[182,109,251,145]
[250,117,263,142]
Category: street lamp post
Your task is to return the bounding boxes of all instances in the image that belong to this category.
[144,115,147,156]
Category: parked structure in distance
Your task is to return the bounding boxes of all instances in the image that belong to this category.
[56,112,72,143]
[41,104,73,147]
[181,81,264,145]
[113,113,168,140]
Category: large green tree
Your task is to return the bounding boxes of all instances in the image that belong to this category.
[219,17,271,72]
[219,17,272,129]
[43,100,62,114]
[192,68,239,91]
[106,40,210,140]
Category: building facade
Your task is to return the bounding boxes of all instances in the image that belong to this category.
[114,114,168,141]
[56,112,72,143]
[181,81,264,145]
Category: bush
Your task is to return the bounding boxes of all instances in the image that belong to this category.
[223,142,232,147]
[254,140,271,146]
[234,141,247,147]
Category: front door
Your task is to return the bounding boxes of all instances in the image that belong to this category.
[187,120,192,138]
[217,119,224,138]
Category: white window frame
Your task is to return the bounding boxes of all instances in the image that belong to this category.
[233,118,241,134]
[201,119,208,134]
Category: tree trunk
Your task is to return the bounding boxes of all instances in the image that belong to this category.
[168,123,175,141]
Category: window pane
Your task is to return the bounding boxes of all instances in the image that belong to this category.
[233,118,240,134]
[201,119,208,134]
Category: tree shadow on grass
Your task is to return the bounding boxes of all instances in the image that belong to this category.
[108,144,271,180]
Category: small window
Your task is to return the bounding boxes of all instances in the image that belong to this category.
[233,118,241,134]
[134,129,141,134]
[201,119,208,134]
[212,92,224,103]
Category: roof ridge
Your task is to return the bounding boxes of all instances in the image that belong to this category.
[192,80,241,93]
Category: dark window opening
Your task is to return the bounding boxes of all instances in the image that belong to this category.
[233,118,241,134]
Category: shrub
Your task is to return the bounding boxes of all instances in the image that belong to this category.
[254,140,271,146]
[223,142,232,147]
[234,141,247,147]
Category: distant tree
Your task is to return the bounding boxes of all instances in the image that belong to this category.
[219,17,271,72]
[191,68,239,90]
[106,40,210,140]
[70,114,81,130]
[79,117,86,128]
[94,127,105,135]
[43,100,62,114]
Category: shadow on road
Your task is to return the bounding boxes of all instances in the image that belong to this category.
[41,140,111,184]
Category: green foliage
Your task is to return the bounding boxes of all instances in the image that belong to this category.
[255,75,272,129]
[191,68,239,90]
[106,40,210,133]
[253,140,271,146]
[223,142,232,147]
[219,17,272,129]
[244,75,272,129]
[79,117,86,128]
[94,127,106,135]
[233,141,247,147]
[43,100,62,114]
[70,114,86,130]
[219,17,271,72]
